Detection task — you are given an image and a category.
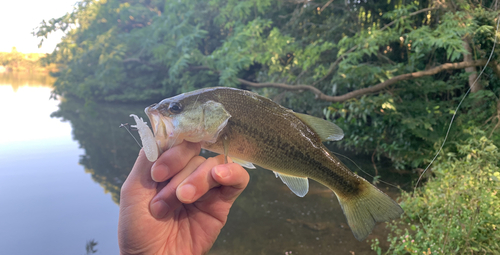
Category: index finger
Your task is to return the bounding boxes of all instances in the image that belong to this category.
[176,155,249,203]
[151,141,201,182]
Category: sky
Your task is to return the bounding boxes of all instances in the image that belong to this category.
[0,0,77,53]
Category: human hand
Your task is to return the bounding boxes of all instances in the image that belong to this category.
[118,141,249,255]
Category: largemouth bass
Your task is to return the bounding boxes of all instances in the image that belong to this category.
[144,87,403,240]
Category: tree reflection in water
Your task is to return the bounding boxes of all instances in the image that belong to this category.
[51,98,146,204]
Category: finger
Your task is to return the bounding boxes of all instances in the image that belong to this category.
[150,155,206,219]
[151,141,201,182]
[190,162,249,223]
[211,163,250,202]
[120,149,156,206]
[150,156,225,219]
[176,155,227,204]
[122,149,155,192]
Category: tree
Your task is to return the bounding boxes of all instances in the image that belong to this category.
[36,0,500,168]
[0,47,51,72]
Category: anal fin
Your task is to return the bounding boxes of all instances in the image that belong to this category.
[274,172,309,197]
[232,158,256,169]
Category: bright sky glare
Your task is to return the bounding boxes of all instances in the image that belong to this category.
[0,0,77,53]
[0,84,72,144]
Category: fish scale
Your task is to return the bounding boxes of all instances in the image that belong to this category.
[199,88,360,196]
[146,87,403,241]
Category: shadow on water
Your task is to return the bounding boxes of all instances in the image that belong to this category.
[53,97,413,255]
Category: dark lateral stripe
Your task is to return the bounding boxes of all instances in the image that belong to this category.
[229,118,359,195]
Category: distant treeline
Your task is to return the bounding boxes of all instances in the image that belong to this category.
[0,48,57,73]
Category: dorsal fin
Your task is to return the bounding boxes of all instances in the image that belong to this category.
[293,112,344,141]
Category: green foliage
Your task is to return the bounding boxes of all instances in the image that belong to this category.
[371,128,500,254]
[324,4,500,168]
[35,0,342,102]
[407,12,471,61]
[37,0,500,168]
[325,72,499,169]
[37,2,500,251]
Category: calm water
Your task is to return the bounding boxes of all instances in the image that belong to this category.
[0,73,407,254]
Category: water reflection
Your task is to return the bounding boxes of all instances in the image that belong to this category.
[0,73,68,145]
[0,72,56,90]
[51,98,148,204]
[52,95,408,254]
[0,73,120,255]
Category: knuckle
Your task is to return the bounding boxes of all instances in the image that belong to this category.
[192,156,206,165]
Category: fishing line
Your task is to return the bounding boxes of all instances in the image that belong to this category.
[120,123,143,149]
[413,15,500,193]
[331,151,401,189]
[410,15,500,252]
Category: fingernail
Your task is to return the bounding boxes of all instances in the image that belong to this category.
[178,184,196,202]
[215,165,231,179]
[151,200,169,219]
[151,163,168,182]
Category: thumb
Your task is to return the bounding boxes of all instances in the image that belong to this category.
[120,149,156,206]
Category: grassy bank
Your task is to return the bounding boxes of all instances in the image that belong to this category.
[371,128,500,254]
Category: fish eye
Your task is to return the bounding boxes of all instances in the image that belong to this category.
[168,102,183,114]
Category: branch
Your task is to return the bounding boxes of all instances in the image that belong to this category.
[238,59,488,102]
[122,58,164,69]
[311,46,354,86]
[462,36,482,92]
[185,65,211,72]
[122,59,212,73]
[320,0,335,12]
[489,60,500,78]
[313,6,441,86]
[379,7,440,31]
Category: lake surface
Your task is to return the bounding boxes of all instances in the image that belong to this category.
[0,73,407,254]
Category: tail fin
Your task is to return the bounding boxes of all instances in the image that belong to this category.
[337,179,404,241]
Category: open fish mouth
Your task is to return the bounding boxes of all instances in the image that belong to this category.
[145,104,174,153]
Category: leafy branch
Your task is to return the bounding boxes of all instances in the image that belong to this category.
[237,59,489,102]
[312,6,442,86]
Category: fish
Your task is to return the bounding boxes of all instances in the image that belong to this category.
[144,87,403,241]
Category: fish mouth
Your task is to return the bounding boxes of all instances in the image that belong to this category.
[145,104,173,153]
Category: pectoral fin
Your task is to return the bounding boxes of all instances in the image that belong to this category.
[293,112,344,141]
[232,158,256,169]
[274,172,309,197]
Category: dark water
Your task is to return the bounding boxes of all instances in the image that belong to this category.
[0,73,410,254]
